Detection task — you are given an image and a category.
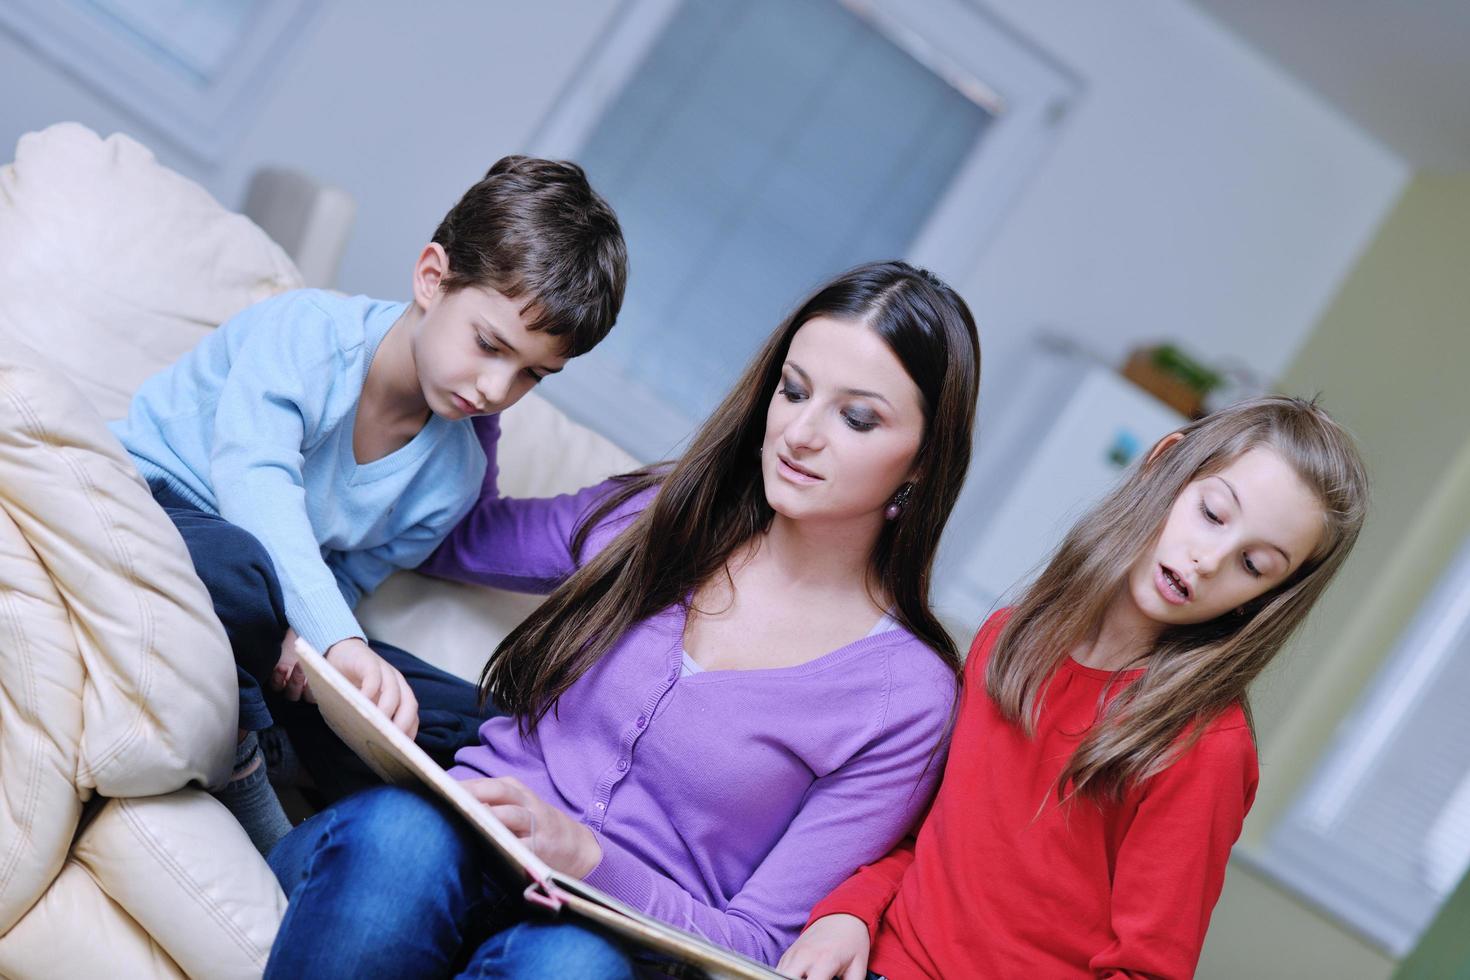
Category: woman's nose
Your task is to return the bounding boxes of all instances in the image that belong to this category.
[784,406,825,451]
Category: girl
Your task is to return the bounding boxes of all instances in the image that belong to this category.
[264,261,982,977]
[780,396,1369,979]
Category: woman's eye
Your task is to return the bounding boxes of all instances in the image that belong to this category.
[843,412,877,433]
[1243,554,1262,578]
[476,334,497,354]
[779,385,806,402]
[1199,500,1222,525]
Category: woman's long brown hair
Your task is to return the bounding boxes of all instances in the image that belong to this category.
[482,261,981,734]
[985,396,1369,803]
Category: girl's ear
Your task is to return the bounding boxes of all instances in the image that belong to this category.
[411,243,450,311]
[1144,430,1186,466]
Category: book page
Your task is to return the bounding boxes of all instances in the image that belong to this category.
[291,639,555,887]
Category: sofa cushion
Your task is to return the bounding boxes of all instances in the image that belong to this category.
[0,327,240,931]
[0,123,301,420]
[72,791,286,979]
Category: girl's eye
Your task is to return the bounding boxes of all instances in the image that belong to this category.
[843,412,878,433]
[1243,554,1262,578]
[475,334,497,354]
[779,384,807,403]
[1199,500,1222,525]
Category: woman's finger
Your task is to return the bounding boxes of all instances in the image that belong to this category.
[464,778,518,807]
[488,804,534,837]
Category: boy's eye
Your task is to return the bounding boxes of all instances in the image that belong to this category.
[475,334,497,354]
[524,368,545,384]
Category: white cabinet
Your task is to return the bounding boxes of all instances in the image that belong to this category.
[936,338,1185,632]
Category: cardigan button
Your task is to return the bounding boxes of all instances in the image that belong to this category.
[636,715,647,729]
[617,759,629,772]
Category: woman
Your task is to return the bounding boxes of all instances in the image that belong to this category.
[264,261,982,978]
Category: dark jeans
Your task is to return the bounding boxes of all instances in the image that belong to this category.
[266,785,636,979]
[150,483,491,785]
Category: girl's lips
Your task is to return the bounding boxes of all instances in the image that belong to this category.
[1155,563,1191,605]
[451,393,477,415]
[777,454,823,485]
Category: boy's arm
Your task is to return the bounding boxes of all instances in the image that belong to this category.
[207,299,365,654]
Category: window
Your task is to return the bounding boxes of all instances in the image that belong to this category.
[531,0,1077,460]
[1258,532,1470,955]
[0,0,319,161]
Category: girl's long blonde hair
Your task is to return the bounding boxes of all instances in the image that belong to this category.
[985,396,1369,803]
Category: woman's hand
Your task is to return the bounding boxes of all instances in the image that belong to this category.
[777,913,871,980]
[324,636,419,739]
[463,776,602,878]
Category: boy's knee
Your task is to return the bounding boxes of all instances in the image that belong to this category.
[186,523,287,648]
[199,525,278,597]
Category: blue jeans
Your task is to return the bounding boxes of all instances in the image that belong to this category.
[266,785,636,979]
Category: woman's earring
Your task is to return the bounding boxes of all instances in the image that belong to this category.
[885,483,914,521]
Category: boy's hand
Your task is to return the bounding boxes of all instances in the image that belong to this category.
[324,637,419,739]
[777,914,870,980]
[462,776,602,878]
[271,628,315,703]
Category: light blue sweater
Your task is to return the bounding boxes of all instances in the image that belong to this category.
[111,289,485,653]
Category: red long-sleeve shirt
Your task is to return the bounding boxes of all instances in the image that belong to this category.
[808,611,1258,978]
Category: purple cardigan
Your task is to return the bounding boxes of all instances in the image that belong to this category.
[418,415,956,965]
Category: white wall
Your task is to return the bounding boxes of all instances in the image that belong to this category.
[960,0,1407,411]
[0,0,624,304]
[0,0,1406,407]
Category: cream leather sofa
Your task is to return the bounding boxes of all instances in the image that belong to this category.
[0,124,637,978]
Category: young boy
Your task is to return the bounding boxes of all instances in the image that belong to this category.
[110,155,626,853]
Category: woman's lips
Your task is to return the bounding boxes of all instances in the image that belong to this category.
[1155,563,1191,605]
[777,454,823,485]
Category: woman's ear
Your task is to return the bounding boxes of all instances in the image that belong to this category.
[411,243,449,311]
[1144,430,1186,466]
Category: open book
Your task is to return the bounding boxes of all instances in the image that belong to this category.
[292,639,781,980]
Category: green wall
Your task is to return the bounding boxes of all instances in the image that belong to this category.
[1197,172,1470,977]
[1397,861,1470,979]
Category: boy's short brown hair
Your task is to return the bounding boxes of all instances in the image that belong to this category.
[432,155,627,357]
